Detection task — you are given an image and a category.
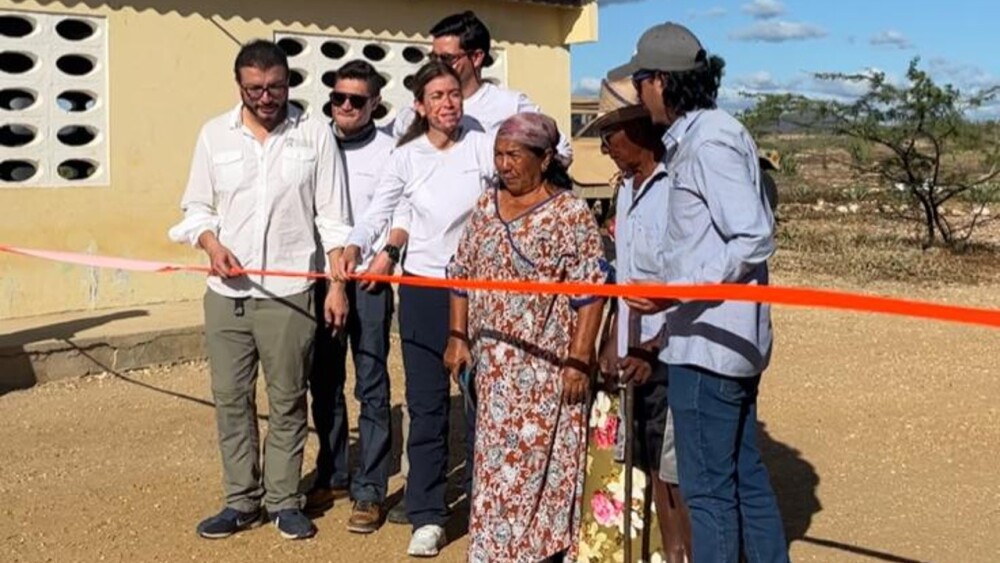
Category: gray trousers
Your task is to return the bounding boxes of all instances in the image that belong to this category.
[204,288,316,513]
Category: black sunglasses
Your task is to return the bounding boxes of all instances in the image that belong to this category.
[631,69,656,91]
[330,91,370,109]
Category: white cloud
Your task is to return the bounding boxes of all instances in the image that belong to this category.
[732,63,1000,120]
[730,68,892,104]
[927,57,996,91]
[688,6,728,19]
[730,20,827,42]
[717,86,757,114]
[741,0,785,19]
[574,76,602,96]
[870,30,912,49]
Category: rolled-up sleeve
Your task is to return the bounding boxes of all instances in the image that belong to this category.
[314,129,353,253]
[168,128,219,247]
[689,140,775,284]
[346,148,407,255]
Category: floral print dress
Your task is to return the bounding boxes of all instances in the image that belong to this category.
[577,381,667,563]
[447,188,609,563]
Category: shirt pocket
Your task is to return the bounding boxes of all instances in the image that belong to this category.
[630,217,664,279]
[280,147,317,187]
[212,150,244,193]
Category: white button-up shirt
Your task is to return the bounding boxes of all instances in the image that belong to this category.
[169,104,352,298]
[615,163,671,357]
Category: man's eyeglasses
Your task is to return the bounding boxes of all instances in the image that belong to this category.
[330,92,370,109]
[241,83,289,100]
[600,127,623,150]
[428,51,470,67]
[631,69,656,91]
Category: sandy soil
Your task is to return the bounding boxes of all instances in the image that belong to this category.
[2,280,999,563]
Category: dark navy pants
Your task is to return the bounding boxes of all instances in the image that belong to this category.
[310,280,393,503]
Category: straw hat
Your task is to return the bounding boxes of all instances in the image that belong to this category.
[759,149,781,171]
[583,76,649,135]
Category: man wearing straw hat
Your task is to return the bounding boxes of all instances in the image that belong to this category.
[608,23,789,563]
[591,75,692,562]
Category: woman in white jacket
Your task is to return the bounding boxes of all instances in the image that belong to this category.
[335,60,495,558]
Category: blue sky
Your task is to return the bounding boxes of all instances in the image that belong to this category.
[572,0,1000,114]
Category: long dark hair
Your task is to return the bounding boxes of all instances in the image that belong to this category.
[397,61,462,147]
[661,54,726,114]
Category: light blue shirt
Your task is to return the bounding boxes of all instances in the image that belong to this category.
[614,163,670,358]
[658,109,776,377]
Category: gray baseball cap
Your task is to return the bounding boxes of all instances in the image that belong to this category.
[607,22,706,80]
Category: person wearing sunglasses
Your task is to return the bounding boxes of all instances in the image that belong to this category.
[302,59,397,536]
[607,23,788,563]
[584,76,694,563]
[389,11,572,166]
[168,39,351,542]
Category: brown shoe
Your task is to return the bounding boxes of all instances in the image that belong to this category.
[346,501,382,534]
[304,486,349,513]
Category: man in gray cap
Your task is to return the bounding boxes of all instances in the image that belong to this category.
[612,22,790,563]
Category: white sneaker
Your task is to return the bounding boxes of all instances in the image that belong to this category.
[407,524,446,557]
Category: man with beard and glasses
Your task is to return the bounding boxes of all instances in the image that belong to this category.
[169,39,351,541]
[304,59,397,535]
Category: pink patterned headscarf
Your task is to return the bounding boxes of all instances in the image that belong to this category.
[496,112,570,167]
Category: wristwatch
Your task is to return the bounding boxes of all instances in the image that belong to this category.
[382,244,401,264]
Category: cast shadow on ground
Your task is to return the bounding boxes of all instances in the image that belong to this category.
[0,310,149,395]
[758,421,928,563]
[300,395,471,545]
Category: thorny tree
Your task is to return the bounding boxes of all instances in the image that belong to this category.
[746,58,1000,249]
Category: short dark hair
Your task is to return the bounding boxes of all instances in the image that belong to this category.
[660,54,726,114]
[233,39,288,81]
[331,59,386,97]
[430,11,493,65]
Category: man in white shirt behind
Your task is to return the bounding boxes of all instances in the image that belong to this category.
[168,39,351,542]
[390,10,572,162]
[304,59,397,535]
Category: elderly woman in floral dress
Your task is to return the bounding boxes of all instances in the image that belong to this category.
[444,112,609,563]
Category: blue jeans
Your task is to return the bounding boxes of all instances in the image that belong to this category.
[668,364,789,563]
[310,281,393,503]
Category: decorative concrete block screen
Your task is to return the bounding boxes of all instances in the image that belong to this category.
[274,31,507,128]
[0,11,108,187]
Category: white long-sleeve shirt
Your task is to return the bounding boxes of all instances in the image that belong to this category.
[337,126,396,271]
[346,127,496,278]
[615,164,671,358]
[168,104,352,298]
[389,82,573,163]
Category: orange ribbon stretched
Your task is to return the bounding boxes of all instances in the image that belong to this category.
[2,245,1000,329]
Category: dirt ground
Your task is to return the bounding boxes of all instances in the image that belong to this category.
[2,278,999,563]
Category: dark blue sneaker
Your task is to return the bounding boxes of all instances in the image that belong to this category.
[269,508,316,540]
[196,507,261,539]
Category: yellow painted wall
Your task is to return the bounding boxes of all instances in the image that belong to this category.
[0,0,595,318]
